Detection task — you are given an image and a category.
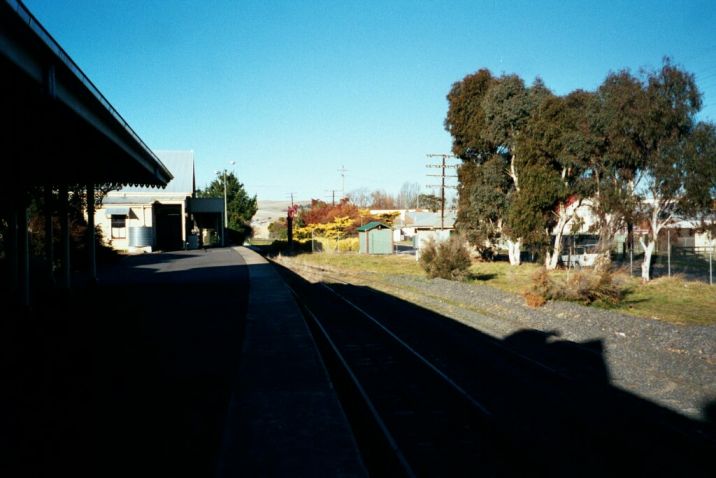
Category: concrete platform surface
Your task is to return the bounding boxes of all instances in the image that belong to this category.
[216,247,367,477]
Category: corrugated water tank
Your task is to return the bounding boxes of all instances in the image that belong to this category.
[128,226,153,247]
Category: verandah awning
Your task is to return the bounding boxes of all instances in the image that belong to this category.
[105,207,130,217]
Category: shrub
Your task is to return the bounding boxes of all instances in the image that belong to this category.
[523,291,547,308]
[523,268,556,307]
[419,236,472,281]
[563,269,623,305]
[313,237,359,253]
[524,267,623,307]
[337,237,359,253]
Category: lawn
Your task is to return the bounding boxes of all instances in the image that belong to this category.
[281,251,716,326]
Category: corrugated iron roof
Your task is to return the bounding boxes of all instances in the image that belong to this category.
[357,221,390,231]
[117,151,194,194]
[404,211,457,228]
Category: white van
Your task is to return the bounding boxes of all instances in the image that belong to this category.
[561,244,599,268]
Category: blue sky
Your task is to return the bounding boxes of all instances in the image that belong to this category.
[24,0,716,202]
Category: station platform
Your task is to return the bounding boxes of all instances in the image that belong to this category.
[216,247,367,476]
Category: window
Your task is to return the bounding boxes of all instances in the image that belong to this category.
[111,215,126,239]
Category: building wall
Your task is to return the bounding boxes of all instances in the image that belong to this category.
[359,228,393,254]
[95,200,187,252]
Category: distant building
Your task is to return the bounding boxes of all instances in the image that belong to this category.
[95,151,224,252]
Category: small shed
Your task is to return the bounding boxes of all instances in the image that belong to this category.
[357,221,393,254]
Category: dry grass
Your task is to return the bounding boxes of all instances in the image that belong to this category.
[280,252,716,325]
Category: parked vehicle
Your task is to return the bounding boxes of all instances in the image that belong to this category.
[561,244,599,268]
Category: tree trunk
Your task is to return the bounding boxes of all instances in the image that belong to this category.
[547,210,570,270]
[639,237,655,282]
[507,238,522,266]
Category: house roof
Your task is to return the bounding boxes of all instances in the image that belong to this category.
[403,211,456,229]
[357,221,390,232]
[113,150,195,195]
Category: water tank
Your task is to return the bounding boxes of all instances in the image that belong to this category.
[128,226,153,247]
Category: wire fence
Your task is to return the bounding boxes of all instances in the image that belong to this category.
[612,246,715,284]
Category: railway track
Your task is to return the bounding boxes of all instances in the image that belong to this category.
[272,260,715,477]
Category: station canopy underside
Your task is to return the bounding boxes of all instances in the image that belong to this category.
[0,0,172,195]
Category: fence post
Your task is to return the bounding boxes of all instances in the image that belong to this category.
[630,247,633,277]
[667,229,671,277]
[710,246,713,286]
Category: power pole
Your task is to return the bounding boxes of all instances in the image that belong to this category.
[338,165,348,197]
[426,153,458,230]
[288,192,297,207]
[325,190,337,206]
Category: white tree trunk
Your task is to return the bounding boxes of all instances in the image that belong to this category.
[639,237,656,282]
[507,238,522,266]
[547,209,570,270]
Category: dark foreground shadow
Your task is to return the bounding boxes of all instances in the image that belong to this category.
[3,250,714,477]
[272,262,716,477]
[1,250,250,478]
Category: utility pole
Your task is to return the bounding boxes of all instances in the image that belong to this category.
[338,165,348,197]
[426,154,458,230]
[325,189,337,206]
[223,169,228,228]
[288,192,297,207]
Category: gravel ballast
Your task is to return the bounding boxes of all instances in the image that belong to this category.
[281,260,716,422]
[388,275,716,421]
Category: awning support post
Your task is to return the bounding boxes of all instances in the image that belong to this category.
[44,185,54,284]
[59,185,71,289]
[7,206,19,300]
[18,202,30,307]
[87,183,97,283]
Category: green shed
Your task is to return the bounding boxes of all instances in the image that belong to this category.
[357,221,393,254]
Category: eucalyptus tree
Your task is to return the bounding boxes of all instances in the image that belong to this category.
[517,90,605,269]
[589,70,650,270]
[635,61,706,281]
[682,122,716,229]
[446,69,548,264]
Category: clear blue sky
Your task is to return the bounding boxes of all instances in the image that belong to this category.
[24,0,716,202]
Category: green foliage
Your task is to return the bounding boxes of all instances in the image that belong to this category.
[444,68,496,158]
[418,193,442,212]
[419,236,472,281]
[198,171,257,231]
[268,217,288,240]
[505,163,562,245]
[456,155,511,256]
[446,60,715,271]
[682,122,716,229]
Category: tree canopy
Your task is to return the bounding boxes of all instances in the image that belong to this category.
[198,171,257,232]
[445,59,716,278]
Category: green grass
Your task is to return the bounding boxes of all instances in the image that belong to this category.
[290,252,423,276]
[617,275,716,325]
[283,252,716,325]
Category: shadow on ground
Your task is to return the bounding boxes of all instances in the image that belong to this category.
[2,249,714,477]
[1,250,250,478]
[274,262,716,477]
